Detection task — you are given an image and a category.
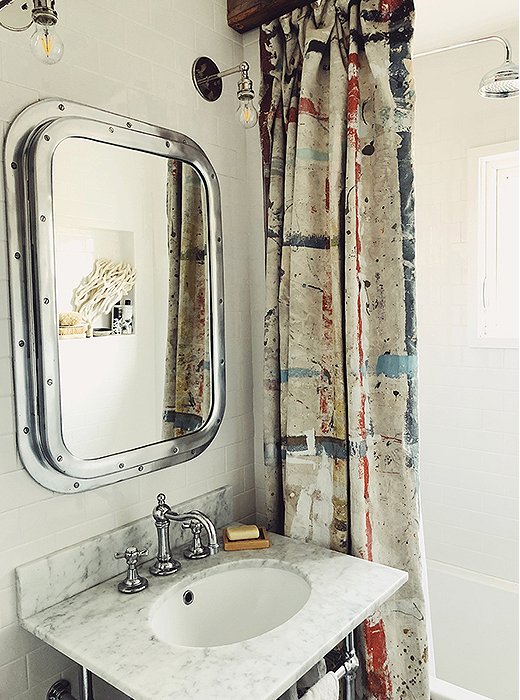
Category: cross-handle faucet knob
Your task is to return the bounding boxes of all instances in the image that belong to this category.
[182,518,211,560]
[114,546,149,594]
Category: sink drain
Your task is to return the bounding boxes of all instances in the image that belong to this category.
[183,589,194,605]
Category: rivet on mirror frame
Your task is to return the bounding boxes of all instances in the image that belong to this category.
[14,252,21,259]
[40,215,46,222]
[126,121,132,128]
[74,482,80,488]
[138,466,144,472]
[23,427,29,434]
[57,455,63,462]
[43,297,49,304]
[109,127,114,133]
[18,340,24,347]
[11,162,17,169]
[44,134,50,141]
[173,447,179,454]
[118,463,125,469]
[47,378,53,385]
[165,141,171,148]
[58,104,65,111]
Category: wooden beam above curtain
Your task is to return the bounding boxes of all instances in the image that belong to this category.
[227,0,311,33]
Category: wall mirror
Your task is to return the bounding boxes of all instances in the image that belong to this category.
[4,100,225,493]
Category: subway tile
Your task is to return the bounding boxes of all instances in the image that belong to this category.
[0,586,17,627]
[226,440,254,471]
[124,20,175,68]
[53,514,115,552]
[195,23,235,68]
[233,488,256,520]
[0,509,21,555]
[0,357,13,397]
[26,644,72,687]
[422,500,518,541]
[0,280,10,320]
[186,446,227,485]
[243,464,255,491]
[0,432,17,474]
[0,623,41,668]
[18,494,86,542]
[0,534,58,589]
[0,657,28,697]
[59,3,126,48]
[0,82,38,123]
[84,479,140,521]
[0,470,51,513]
[98,44,153,92]
[138,462,187,503]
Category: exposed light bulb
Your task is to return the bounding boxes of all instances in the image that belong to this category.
[236,99,258,129]
[30,23,64,64]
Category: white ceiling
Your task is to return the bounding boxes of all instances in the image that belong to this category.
[414,0,519,52]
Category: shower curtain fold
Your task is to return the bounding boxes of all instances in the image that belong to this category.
[163,160,209,438]
[259,1,429,698]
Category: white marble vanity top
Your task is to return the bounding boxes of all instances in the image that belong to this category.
[18,532,407,700]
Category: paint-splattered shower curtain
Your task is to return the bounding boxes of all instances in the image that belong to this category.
[260,1,429,698]
[163,160,209,438]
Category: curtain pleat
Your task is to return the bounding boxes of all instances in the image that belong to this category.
[163,161,209,438]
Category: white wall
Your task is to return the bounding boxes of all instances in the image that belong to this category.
[414,24,519,700]
[0,1,256,697]
[55,141,167,458]
[242,29,266,523]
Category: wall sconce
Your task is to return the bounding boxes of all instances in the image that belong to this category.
[0,0,64,64]
[192,57,259,129]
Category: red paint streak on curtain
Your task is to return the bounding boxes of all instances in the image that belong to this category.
[287,105,298,125]
[379,0,403,21]
[348,39,393,700]
[364,617,393,698]
[299,96,329,121]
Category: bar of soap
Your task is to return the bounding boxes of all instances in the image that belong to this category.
[226,524,260,541]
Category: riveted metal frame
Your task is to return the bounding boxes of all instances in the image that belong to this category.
[4,99,226,493]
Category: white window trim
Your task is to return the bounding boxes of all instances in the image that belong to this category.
[467,140,519,349]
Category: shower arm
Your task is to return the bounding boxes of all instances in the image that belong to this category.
[414,35,512,62]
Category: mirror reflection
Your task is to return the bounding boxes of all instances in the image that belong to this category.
[52,139,210,459]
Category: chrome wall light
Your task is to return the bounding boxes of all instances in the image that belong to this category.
[192,56,259,129]
[0,0,64,64]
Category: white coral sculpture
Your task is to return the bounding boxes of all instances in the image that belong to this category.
[73,258,136,337]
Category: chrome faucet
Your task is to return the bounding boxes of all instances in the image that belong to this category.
[149,494,219,576]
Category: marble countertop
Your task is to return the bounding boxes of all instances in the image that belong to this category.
[19,533,407,700]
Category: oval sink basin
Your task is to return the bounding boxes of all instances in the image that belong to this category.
[150,563,311,647]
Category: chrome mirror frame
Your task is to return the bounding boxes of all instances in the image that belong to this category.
[4,99,226,493]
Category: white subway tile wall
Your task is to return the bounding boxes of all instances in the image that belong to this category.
[0,1,256,697]
[415,24,519,699]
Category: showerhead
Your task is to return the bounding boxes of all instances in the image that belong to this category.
[479,59,519,99]
[415,36,519,100]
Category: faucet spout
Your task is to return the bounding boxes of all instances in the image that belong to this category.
[165,508,219,559]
